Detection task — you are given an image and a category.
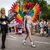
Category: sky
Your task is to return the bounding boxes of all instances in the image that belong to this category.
[45,0,50,4]
[0,0,17,15]
[0,0,50,16]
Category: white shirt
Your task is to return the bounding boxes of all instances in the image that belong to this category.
[26,15,31,24]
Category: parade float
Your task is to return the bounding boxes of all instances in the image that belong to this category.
[9,1,40,34]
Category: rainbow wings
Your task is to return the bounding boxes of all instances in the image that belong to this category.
[10,2,40,23]
[10,2,24,24]
[15,10,24,24]
[29,3,40,22]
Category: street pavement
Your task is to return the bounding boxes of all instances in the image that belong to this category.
[0,32,50,50]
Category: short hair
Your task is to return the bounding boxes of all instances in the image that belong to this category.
[23,11,28,16]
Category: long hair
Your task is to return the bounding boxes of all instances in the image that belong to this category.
[0,9,1,18]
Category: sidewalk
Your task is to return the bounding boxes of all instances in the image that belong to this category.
[0,32,50,50]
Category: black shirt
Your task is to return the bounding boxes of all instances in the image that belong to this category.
[0,16,9,25]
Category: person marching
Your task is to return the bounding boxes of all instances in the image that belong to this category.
[0,8,9,49]
[23,11,36,47]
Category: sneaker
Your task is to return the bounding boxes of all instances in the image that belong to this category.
[31,44,36,48]
[31,42,36,48]
[23,40,26,45]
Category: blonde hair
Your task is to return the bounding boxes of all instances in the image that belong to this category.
[1,8,5,15]
[1,8,5,11]
[0,9,1,18]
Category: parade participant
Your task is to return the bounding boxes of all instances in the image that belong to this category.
[23,11,36,47]
[0,8,9,49]
[48,20,50,36]
[40,19,48,36]
[0,10,1,32]
[40,19,44,36]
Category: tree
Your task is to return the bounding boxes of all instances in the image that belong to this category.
[40,5,50,20]
[23,0,50,20]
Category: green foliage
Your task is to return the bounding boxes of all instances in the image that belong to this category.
[40,5,50,20]
[23,0,50,20]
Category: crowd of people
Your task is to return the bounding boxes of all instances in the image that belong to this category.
[8,19,50,37]
[33,19,50,37]
[0,8,50,49]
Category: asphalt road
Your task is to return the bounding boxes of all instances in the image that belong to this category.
[0,32,50,50]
